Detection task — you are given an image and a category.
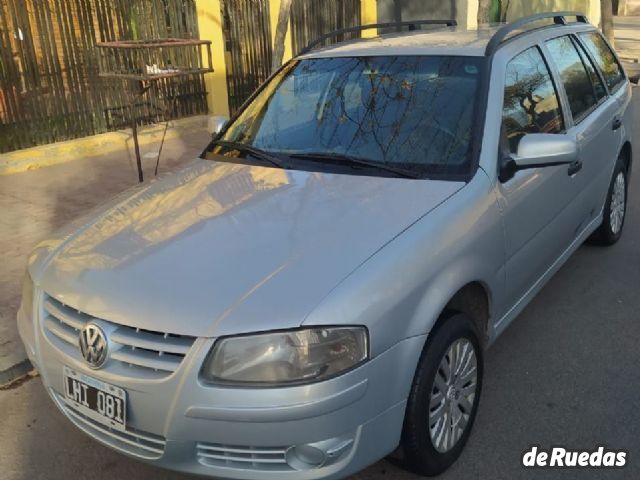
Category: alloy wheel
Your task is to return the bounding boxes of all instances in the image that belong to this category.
[428,338,478,453]
[610,171,626,235]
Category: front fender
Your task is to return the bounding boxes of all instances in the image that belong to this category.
[303,170,506,358]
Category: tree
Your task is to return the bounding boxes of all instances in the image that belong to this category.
[601,0,615,46]
[499,0,511,22]
[504,70,547,127]
[478,0,492,24]
[271,0,293,72]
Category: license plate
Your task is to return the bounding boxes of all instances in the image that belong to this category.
[63,366,126,431]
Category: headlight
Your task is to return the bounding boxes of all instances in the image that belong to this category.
[202,326,369,386]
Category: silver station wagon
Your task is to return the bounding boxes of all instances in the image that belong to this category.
[18,11,633,479]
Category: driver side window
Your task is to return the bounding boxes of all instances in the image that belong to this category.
[502,47,564,154]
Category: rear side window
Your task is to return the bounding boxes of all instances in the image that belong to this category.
[502,47,564,153]
[574,37,607,101]
[580,31,625,91]
[546,36,599,122]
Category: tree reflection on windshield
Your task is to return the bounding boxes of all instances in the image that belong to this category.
[212,56,483,176]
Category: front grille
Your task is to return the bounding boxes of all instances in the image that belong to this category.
[42,294,196,378]
[53,390,166,460]
[196,442,293,471]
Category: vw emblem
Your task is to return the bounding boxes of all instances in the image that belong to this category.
[79,322,109,369]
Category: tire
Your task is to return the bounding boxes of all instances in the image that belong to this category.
[401,312,483,477]
[588,158,628,246]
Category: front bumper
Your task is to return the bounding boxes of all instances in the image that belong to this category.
[18,293,425,480]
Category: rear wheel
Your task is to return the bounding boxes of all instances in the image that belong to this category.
[588,158,628,246]
[401,313,483,476]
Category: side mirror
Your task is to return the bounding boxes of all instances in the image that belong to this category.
[500,134,578,182]
[629,73,640,85]
[207,115,229,137]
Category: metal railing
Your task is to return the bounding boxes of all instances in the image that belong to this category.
[300,19,458,55]
[485,11,589,56]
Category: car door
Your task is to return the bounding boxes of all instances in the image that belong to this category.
[543,34,621,234]
[577,30,629,203]
[497,46,583,304]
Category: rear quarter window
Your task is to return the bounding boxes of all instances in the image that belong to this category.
[546,36,599,122]
[579,31,625,91]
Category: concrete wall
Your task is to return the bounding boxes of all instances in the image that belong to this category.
[506,0,601,26]
[377,0,458,22]
[375,0,604,32]
[376,0,478,28]
[620,0,640,15]
[375,0,596,29]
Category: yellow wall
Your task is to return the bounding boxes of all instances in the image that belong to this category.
[194,0,230,117]
[459,0,480,29]
[506,0,601,27]
[360,0,378,37]
[269,0,294,65]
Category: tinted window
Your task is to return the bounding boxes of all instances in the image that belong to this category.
[574,37,607,101]
[208,56,483,176]
[546,36,599,121]
[580,31,625,91]
[502,47,563,153]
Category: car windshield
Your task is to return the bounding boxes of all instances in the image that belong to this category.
[203,55,484,177]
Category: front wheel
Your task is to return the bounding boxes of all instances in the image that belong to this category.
[401,313,483,476]
[588,159,628,246]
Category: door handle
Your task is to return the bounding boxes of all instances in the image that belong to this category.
[568,160,583,176]
[612,117,622,131]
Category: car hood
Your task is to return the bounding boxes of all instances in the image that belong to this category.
[35,159,464,337]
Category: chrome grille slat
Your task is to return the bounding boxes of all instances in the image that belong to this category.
[196,443,293,471]
[42,294,196,378]
[111,327,192,355]
[116,428,166,447]
[54,391,166,459]
[198,445,287,456]
[65,407,164,455]
[43,299,88,330]
[43,316,79,345]
[111,348,181,372]
[197,452,288,464]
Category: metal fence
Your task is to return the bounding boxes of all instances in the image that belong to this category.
[0,0,207,153]
[290,0,361,56]
[219,0,362,115]
[220,0,273,114]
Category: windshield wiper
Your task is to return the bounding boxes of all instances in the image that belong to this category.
[289,152,420,179]
[212,141,288,169]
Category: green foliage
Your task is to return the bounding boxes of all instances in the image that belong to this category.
[490,0,501,23]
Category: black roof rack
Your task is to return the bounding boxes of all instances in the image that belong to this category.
[485,11,590,56]
[300,19,457,55]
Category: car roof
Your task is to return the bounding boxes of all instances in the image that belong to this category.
[300,22,595,59]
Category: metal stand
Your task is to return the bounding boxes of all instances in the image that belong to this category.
[95,38,214,183]
[129,81,152,183]
[131,116,144,183]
